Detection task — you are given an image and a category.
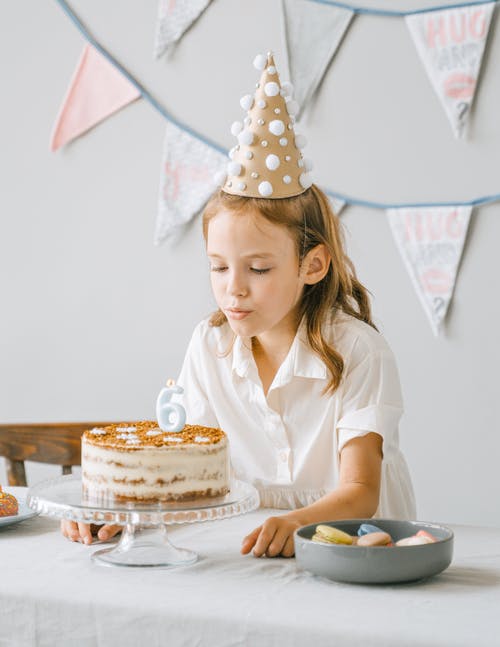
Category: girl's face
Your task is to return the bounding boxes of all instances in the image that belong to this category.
[207,208,306,339]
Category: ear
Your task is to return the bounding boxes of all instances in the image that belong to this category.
[302,244,331,285]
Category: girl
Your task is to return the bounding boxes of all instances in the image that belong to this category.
[61,184,415,553]
[61,52,415,553]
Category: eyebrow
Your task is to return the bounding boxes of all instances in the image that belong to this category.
[207,252,275,259]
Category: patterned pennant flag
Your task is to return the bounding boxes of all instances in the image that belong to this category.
[50,45,141,151]
[282,0,354,118]
[387,206,472,335]
[406,3,494,139]
[154,0,213,59]
[155,122,226,244]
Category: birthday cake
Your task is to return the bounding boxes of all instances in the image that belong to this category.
[81,421,230,504]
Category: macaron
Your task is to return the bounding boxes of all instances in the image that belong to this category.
[396,534,434,547]
[357,523,384,536]
[416,529,438,543]
[314,524,353,545]
[357,531,393,547]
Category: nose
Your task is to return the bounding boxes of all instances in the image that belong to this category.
[227,269,248,297]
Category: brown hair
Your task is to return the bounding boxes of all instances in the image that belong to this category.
[202,184,377,395]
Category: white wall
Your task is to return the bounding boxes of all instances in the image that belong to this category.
[1,0,499,526]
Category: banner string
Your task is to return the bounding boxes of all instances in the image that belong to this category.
[54,0,500,211]
[308,0,497,16]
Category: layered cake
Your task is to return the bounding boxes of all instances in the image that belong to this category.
[81,421,230,503]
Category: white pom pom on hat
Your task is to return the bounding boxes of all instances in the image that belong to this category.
[222,52,314,199]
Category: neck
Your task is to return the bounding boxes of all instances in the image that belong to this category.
[251,311,301,364]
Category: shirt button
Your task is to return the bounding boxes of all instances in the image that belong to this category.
[279,451,287,462]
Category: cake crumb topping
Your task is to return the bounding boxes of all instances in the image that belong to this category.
[83,421,226,448]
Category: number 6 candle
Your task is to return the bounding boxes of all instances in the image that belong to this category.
[156,379,186,433]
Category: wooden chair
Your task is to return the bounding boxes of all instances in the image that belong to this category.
[0,423,117,487]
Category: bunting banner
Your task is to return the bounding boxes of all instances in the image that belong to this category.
[330,197,346,216]
[154,0,213,59]
[281,0,354,118]
[387,206,472,335]
[50,44,141,151]
[406,3,494,139]
[155,122,227,244]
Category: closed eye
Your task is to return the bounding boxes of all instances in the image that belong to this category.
[210,266,227,272]
[250,268,271,274]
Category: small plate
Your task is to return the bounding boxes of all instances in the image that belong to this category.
[0,499,39,528]
[294,518,454,584]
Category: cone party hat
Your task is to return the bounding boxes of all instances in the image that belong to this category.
[220,52,313,199]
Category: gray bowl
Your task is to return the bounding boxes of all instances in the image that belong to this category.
[294,519,453,584]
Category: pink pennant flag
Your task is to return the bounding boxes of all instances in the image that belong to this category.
[50,44,141,151]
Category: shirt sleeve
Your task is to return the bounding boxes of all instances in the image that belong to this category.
[336,345,404,456]
[171,322,220,429]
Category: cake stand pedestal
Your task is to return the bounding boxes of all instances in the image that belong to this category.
[27,475,259,569]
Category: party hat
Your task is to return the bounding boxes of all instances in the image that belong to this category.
[219,52,313,199]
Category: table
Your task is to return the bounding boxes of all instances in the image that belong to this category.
[1,487,500,647]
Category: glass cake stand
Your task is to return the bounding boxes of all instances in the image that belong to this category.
[27,475,259,569]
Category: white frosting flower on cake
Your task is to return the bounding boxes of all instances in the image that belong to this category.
[163,436,183,443]
[116,426,137,432]
[195,436,210,443]
[146,429,162,436]
[89,428,106,435]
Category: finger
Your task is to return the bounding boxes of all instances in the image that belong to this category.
[280,535,295,558]
[265,526,290,558]
[253,522,279,558]
[78,522,93,545]
[62,520,80,542]
[97,524,122,541]
[241,526,262,555]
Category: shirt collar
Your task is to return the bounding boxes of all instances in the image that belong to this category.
[231,319,327,385]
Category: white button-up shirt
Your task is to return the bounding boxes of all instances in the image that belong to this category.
[175,312,416,519]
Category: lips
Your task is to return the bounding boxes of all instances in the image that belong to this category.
[226,308,253,321]
[443,73,476,100]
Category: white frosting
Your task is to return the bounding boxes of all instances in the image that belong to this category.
[163,436,183,443]
[116,426,136,432]
[195,436,210,443]
[89,428,106,435]
[146,429,162,436]
[82,437,229,500]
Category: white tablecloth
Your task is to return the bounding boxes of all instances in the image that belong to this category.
[1,487,500,647]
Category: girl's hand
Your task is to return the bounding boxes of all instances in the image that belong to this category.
[60,520,122,545]
[241,514,302,558]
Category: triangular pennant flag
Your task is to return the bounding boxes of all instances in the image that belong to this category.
[155,122,226,244]
[406,3,494,139]
[387,206,472,335]
[154,0,213,59]
[282,0,354,118]
[50,45,141,151]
